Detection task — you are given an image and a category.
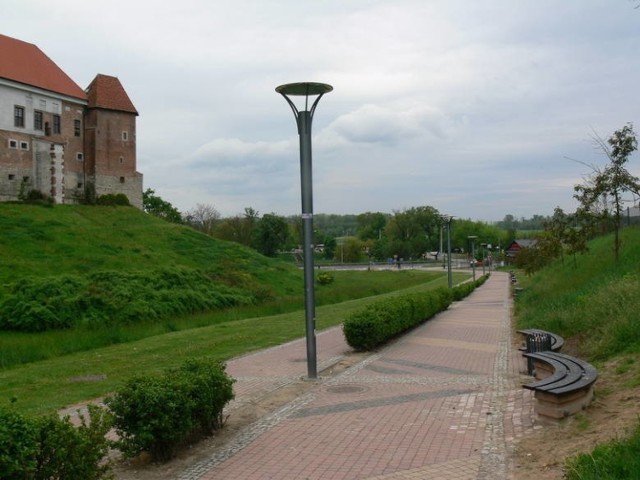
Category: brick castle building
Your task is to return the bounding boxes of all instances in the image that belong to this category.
[0,34,143,208]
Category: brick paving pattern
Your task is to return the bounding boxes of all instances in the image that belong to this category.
[179,272,537,479]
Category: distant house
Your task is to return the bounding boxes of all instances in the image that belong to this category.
[0,34,143,207]
[505,239,538,258]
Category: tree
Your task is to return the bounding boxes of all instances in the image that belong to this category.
[384,206,441,259]
[252,213,290,257]
[184,203,221,235]
[214,207,258,247]
[356,212,387,240]
[574,123,640,261]
[337,237,365,263]
[142,189,182,223]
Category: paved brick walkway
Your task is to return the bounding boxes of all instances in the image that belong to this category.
[178,272,537,480]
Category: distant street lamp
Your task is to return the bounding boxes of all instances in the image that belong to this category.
[468,235,478,281]
[276,82,333,379]
[441,215,454,288]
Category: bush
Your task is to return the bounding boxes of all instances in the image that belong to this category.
[35,405,113,480]
[0,407,38,478]
[22,189,54,206]
[316,272,334,285]
[106,358,234,462]
[96,194,131,206]
[0,267,257,332]
[343,287,454,351]
[343,275,489,351]
[0,405,113,480]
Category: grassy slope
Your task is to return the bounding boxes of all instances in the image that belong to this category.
[515,226,640,477]
[515,226,640,361]
[0,204,301,296]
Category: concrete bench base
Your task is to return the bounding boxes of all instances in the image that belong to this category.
[524,351,597,422]
[532,384,595,420]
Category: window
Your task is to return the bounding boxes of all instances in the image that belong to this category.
[76,153,83,161]
[74,119,81,136]
[20,141,29,150]
[34,111,44,130]
[122,131,128,141]
[119,177,125,183]
[53,115,61,134]
[77,182,83,189]
[8,139,18,149]
[8,174,15,180]
[119,156,124,164]
[14,106,25,127]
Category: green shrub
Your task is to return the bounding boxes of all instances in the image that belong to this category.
[106,358,234,462]
[174,359,235,435]
[0,407,38,478]
[316,272,335,285]
[0,267,257,332]
[343,275,488,351]
[343,287,454,350]
[0,405,113,480]
[96,193,131,206]
[35,405,113,480]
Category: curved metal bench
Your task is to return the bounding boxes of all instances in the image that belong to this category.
[523,351,598,420]
[517,328,564,352]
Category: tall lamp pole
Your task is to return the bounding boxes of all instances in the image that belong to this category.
[441,215,454,289]
[276,82,333,379]
[468,235,478,281]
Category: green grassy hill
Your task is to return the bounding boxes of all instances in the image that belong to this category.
[0,204,306,332]
[0,204,301,295]
[516,226,640,478]
[516,225,640,360]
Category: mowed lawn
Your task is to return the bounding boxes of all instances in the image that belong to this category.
[1,270,469,416]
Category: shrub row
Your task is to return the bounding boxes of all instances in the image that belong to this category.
[105,358,235,462]
[0,405,112,480]
[0,266,257,332]
[343,275,489,351]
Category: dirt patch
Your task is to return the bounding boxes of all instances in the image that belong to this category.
[110,352,368,480]
[514,354,640,479]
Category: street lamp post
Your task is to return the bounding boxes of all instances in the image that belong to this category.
[468,235,478,281]
[441,215,454,289]
[276,82,333,379]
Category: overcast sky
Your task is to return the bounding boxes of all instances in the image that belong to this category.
[5,0,640,221]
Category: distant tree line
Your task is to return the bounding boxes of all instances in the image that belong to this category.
[142,188,541,262]
[141,143,634,267]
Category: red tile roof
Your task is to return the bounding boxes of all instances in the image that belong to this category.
[0,34,86,101]
[86,74,138,115]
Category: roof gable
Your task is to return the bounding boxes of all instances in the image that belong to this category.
[0,34,86,101]
[86,74,138,115]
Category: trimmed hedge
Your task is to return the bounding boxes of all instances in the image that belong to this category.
[0,405,113,480]
[105,358,234,462]
[343,275,490,351]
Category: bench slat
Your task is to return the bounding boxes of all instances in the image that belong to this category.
[517,328,564,351]
[523,351,597,394]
